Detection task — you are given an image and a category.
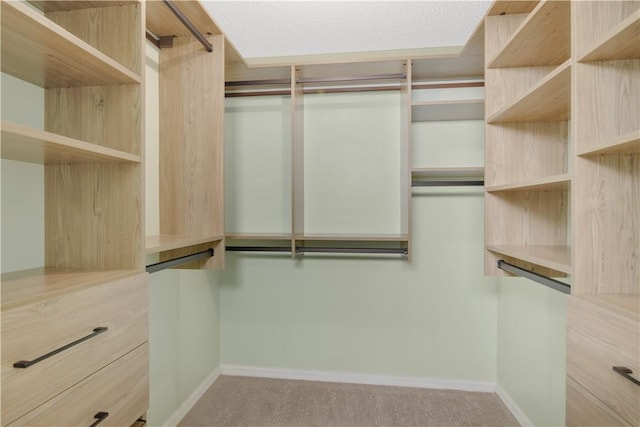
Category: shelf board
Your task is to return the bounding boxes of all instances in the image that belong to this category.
[488,0,571,68]
[572,294,639,321]
[487,1,540,16]
[29,1,139,12]
[225,233,292,241]
[487,59,571,123]
[145,234,224,254]
[580,10,640,62]
[578,130,640,156]
[1,268,141,310]
[486,173,570,192]
[412,100,484,122]
[1,121,141,164]
[295,234,409,242]
[412,167,485,179]
[1,0,141,88]
[486,244,572,274]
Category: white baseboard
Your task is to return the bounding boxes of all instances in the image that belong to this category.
[220,364,496,393]
[495,384,534,427]
[162,367,221,427]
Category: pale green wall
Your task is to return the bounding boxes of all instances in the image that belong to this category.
[497,277,567,426]
[1,73,45,273]
[221,92,498,381]
[145,43,220,426]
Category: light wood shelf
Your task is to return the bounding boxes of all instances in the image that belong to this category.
[1,121,141,164]
[578,130,640,156]
[145,234,224,255]
[488,0,570,68]
[486,173,570,192]
[225,233,292,241]
[1,1,141,88]
[572,294,640,322]
[412,99,484,122]
[1,268,141,310]
[579,10,640,62]
[29,1,139,12]
[487,1,539,16]
[487,59,571,123]
[412,167,484,178]
[295,234,409,242]
[486,244,571,274]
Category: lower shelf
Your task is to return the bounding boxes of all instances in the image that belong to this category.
[1,268,142,310]
[486,244,572,274]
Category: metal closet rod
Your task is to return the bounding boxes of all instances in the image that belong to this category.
[497,260,570,294]
[162,0,213,52]
[225,246,408,255]
[412,180,484,187]
[146,248,214,274]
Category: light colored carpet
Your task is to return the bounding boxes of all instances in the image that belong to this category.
[178,376,520,427]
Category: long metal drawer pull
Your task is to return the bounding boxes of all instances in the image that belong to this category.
[613,366,640,387]
[13,327,108,369]
[89,412,109,427]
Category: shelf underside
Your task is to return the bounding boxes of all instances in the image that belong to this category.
[487,244,571,274]
[580,10,640,62]
[1,1,140,88]
[1,268,141,309]
[1,121,141,164]
[489,0,571,68]
[145,234,224,254]
[488,60,571,123]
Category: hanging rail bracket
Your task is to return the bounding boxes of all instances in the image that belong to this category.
[162,0,213,52]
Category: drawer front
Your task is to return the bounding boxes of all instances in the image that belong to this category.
[9,343,148,427]
[567,297,640,426]
[1,273,148,425]
[567,376,632,427]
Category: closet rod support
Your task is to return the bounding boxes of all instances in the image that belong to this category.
[162,0,213,52]
[412,180,484,187]
[497,260,570,294]
[146,248,214,273]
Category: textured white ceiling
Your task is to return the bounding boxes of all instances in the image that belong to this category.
[204,1,491,59]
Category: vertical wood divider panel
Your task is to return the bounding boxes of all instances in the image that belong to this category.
[400,61,411,261]
[158,34,225,269]
[291,65,305,258]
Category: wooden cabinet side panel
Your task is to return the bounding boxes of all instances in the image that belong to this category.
[45,163,143,270]
[158,35,224,241]
[567,377,632,427]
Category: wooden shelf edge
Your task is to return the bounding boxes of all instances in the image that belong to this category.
[579,10,640,62]
[578,130,640,156]
[1,121,141,164]
[1,268,142,310]
[571,294,640,320]
[29,1,140,13]
[487,1,539,17]
[1,1,141,87]
[411,99,484,107]
[486,173,570,192]
[487,0,570,68]
[486,244,572,274]
[412,167,485,178]
[225,233,292,241]
[145,234,224,254]
[487,59,571,123]
[295,234,409,242]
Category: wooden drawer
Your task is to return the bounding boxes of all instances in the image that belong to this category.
[567,376,632,427]
[567,295,640,426]
[9,343,148,427]
[1,273,148,425]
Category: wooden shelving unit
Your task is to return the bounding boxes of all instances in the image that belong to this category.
[296,234,409,242]
[487,0,570,68]
[146,1,226,269]
[484,2,571,276]
[578,10,640,63]
[1,1,147,425]
[577,130,640,156]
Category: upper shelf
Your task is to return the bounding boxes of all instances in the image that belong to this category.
[486,173,570,193]
[488,0,570,68]
[487,59,570,123]
[1,121,141,164]
[29,1,139,12]
[0,0,141,88]
[412,100,484,122]
[579,10,640,62]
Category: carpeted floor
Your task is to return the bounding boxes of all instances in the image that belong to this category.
[178,376,520,427]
